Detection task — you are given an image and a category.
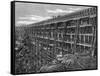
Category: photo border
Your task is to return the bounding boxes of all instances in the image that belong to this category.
[11,1,98,75]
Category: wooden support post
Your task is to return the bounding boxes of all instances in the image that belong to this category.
[72,20,80,54]
[54,23,57,56]
[61,22,66,54]
[84,35,85,44]
[91,17,96,57]
[91,26,96,57]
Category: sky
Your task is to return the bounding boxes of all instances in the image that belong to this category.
[15,2,91,26]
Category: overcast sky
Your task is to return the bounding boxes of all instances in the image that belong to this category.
[15,2,91,26]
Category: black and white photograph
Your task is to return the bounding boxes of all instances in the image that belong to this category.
[11,1,97,75]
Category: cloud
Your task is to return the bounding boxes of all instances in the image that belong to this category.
[47,9,74,14]
[68,7,81,10]
[46,7,89,14]
[18,15,51,21]
[16,15,51,26]
[17,21,35,25]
